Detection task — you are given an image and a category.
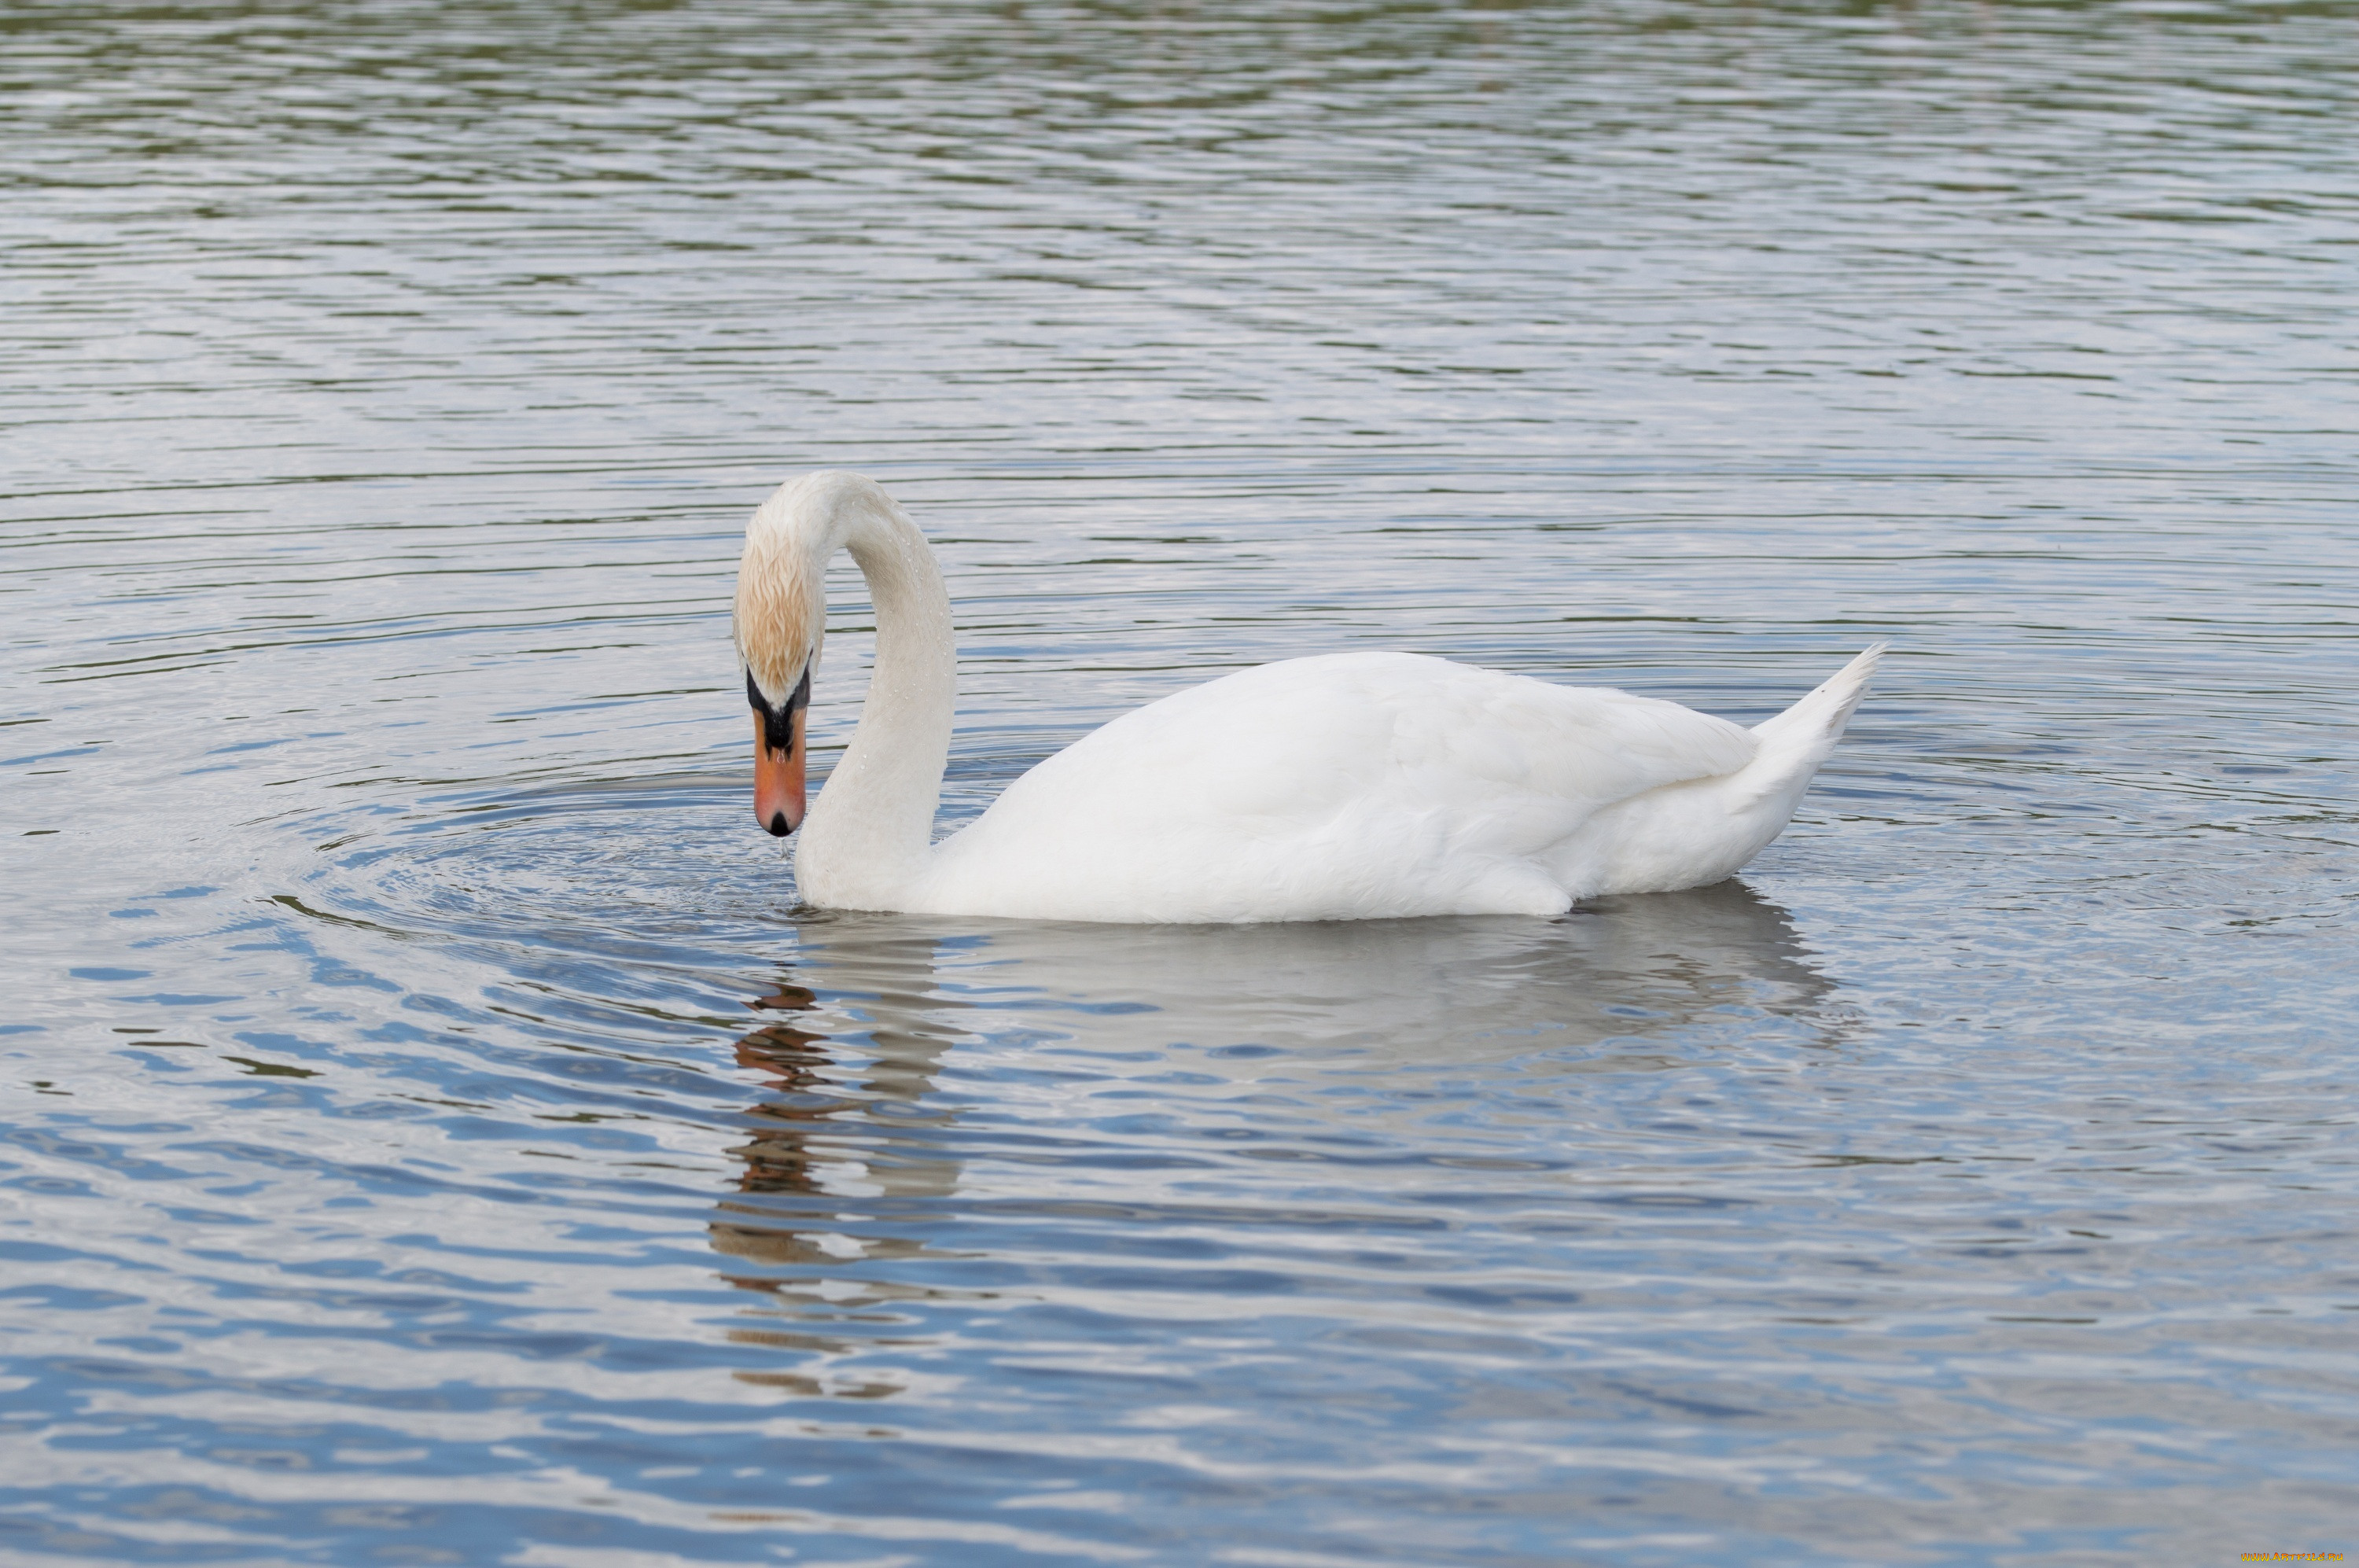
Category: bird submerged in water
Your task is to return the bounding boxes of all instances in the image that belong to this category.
[735,470,1881,924]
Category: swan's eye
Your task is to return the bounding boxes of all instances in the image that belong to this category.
[748,665,811,755]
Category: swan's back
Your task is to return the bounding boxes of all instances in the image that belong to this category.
[914,653,1759,922]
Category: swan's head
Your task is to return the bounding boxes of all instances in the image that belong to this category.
[734,487,826,837]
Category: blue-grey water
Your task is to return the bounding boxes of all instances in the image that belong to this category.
[5,3,2357,1563]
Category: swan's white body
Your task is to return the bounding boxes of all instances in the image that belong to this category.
[736,472,1881,924]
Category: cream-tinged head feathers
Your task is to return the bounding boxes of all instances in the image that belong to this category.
[734,476,830,704]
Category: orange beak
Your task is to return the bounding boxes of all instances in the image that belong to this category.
[754,707,806,837]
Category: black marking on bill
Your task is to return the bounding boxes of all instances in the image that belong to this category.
[748,666,811,755]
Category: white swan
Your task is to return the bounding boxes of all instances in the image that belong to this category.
[735,470,1882,924]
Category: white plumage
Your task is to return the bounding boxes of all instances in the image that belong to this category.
[734,471,1882,924]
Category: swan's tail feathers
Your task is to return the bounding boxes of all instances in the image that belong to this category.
[1718,642,1883,821]
[1750,642,1886,753]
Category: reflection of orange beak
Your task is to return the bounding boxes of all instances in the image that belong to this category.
[753,708,806,837]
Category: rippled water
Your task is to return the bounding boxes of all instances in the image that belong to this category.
[6,2,2358,1562]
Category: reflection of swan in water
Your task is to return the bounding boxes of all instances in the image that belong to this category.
[709,929,977,1399]
[706,882,1833,1393]
[714,879,1826,1241]
[804,876,1833,1068]
[712,929,964,1275]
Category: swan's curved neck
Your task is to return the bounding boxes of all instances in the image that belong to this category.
[760,473,954,907]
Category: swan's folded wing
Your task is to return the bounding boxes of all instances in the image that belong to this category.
[1393,668,1759,808]
[1029,653,1760,823]
[918,653,1762,921]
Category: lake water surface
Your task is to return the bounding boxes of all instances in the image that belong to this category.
[5,2,2357,1563]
